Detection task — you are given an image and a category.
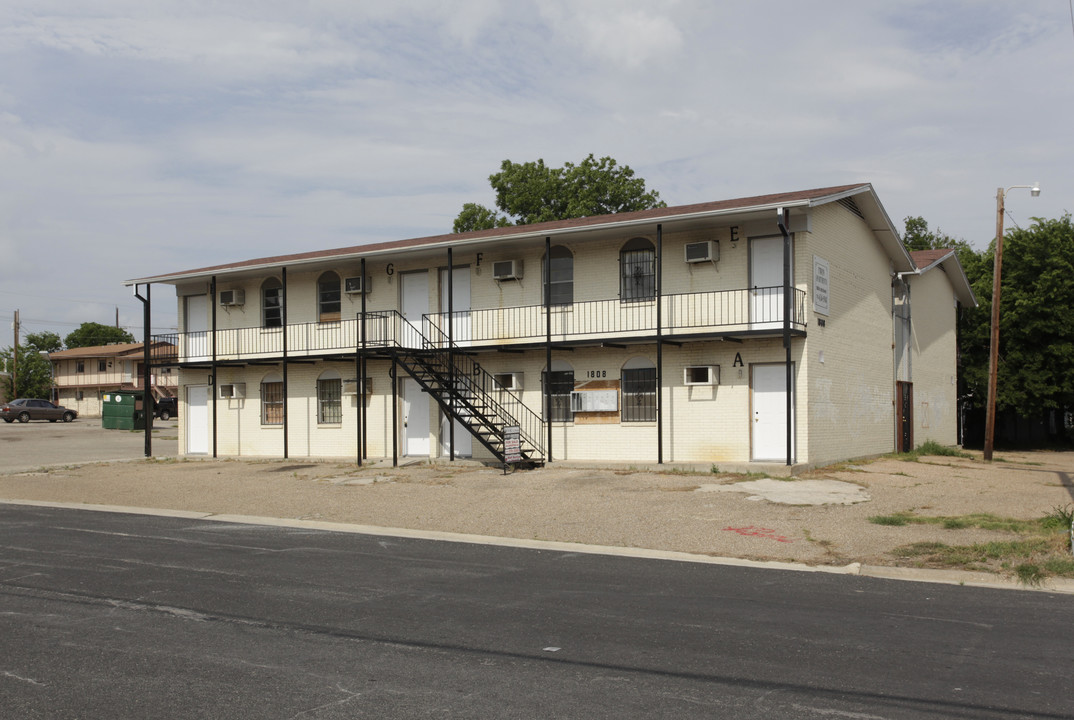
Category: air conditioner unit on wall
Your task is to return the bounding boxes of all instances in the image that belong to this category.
[683,366,719,386]
[344,276,371,294]
[684,241,718,264]
[219,289,245,306]
[493,259,523,280]
[219,382,246,399]
[493,372,522,391]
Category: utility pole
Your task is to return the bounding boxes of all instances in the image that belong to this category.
[12,309,19,396]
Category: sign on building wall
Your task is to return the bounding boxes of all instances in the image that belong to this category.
[813,256,830,316]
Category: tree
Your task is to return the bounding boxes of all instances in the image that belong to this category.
[902,216,978,270]
[25,331,63,353]
[64,322,134,349]
[0,344,53,399]
[453,154,666,232]
[968,215,1074,417]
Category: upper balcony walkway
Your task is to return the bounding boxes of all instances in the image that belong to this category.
[150,286,807,365]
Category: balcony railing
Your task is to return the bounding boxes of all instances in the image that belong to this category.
[150,286,806,364]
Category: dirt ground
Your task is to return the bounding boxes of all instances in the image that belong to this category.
[1,449,1071,572]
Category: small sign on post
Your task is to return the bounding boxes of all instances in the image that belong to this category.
[503,425,521,473]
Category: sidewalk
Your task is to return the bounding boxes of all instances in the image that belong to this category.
[2,447,1072,592]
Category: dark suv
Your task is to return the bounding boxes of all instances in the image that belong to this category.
[155,397,178,421]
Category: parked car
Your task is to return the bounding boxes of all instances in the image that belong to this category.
[155,397,178,421]
[1,398,77,423]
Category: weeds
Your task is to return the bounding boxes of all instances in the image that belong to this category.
[887,440,973,462]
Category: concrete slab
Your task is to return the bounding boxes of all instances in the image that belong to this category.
[696,478,870,505]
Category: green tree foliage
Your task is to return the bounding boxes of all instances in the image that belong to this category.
[64,322,135,349]
[25,331,63,353]
[969,215,1074,416]
[904,215,1074,420]
[0,344,53,399]
[453,154,666,232]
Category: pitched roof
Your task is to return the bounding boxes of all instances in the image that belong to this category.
[49,343,145,359]
[47,341,174,360]
[908,249,977,307]
[127,182,915,284]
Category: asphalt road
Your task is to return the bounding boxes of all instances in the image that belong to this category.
[2,505,1072,719]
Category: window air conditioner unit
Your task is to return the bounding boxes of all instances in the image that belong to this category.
[493,259,523,280]
[219,382,246,399]
[219,289,245,306]
[493,372,522,391]
[684,241,718,264]
[343,378,372,395]
[344,276,371,294]
[683,365,719,386]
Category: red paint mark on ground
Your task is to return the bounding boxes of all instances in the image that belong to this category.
[723,526,793,543]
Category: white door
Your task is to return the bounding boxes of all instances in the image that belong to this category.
[403,378,430,456]
[186,384,209,454]
[750,236,785,331]
[752,364,794,461]
[439,266,471,346]
[400,271,429,348]
[185,294,209,361]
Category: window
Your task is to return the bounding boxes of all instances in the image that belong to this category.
[542,366,574,422]
[76,390,84,401]
[318,272,341,323]
[620,238,655,301]
[621,358,657,422]
[543,245,574,305]
[98,359,107,372]
[261,373,284,425]
[76,361,85,373]
[317,371,342,424]
[262,278,283,328]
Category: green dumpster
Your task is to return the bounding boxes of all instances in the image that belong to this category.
[101,391,146,430]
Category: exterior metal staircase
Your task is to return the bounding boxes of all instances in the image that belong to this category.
[364,311,546,465]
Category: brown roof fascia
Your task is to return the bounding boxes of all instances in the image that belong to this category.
[128,183,872,284]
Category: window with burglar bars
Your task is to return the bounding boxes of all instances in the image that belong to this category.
[318,378,342,424]
[621,368,657,422]
[261,381,284,425]
[620,238,655,301]
[543,370,574,422]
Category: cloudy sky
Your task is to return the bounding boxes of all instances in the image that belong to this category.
[2,1,1071,339]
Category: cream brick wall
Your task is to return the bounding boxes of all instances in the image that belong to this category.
[800,204,896,465]
[906,269,959,446]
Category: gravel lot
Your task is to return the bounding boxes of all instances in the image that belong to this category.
[2,419,1071,574]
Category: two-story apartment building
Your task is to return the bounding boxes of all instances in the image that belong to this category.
[50,343,177,417]
[126,184,974,469]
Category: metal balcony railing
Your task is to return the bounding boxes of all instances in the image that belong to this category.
[149,286,806,364]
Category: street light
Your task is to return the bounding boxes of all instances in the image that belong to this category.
[983,182,1039,461]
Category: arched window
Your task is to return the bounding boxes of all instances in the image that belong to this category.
[543,245,574,305]
[542,360,574,422]
[620,238,655,301]
[621,356,656,423]
[317,271,341,323]
[260,372,284,425]
[317,369,342,425]
[261,277,283,328]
